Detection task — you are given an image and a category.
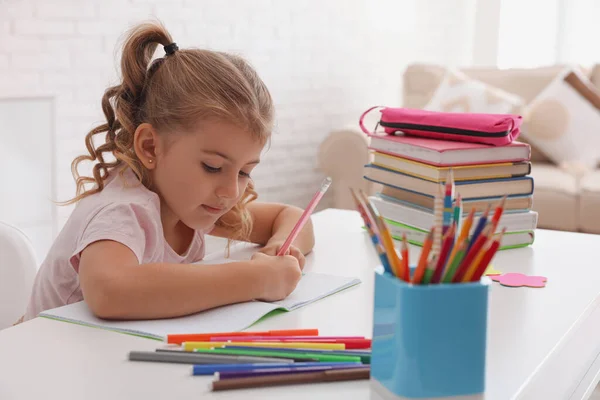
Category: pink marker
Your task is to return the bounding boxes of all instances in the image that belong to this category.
[277,177,332,256]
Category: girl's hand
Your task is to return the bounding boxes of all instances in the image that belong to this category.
[250,252,302,301]
[258,241,306,270]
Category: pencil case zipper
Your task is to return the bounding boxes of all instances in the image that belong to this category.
[378,121,511,138]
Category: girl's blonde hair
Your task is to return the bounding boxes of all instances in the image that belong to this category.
[68,21,273,242]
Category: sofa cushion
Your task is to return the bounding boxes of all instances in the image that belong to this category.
[529,163,579,232]
[423,69,525,115]
[522,66,600,169]
[579,170,600,234]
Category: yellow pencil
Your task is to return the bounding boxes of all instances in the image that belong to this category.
[375,215,403,278]
[183,342,346,351]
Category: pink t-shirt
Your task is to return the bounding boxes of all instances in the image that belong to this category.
[23,168,208,321]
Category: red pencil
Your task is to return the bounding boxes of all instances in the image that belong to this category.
[400,234,410,282]
[470,229,505,281]
[490,195,507,233]
[430,224,455,283]
[166,329,319,344]
[452,226,490,283]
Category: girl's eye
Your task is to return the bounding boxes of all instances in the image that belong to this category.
[239,171,251,178]
[202,163,221,173]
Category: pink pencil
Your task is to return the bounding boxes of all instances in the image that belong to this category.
[208,337,372,349]
[277,177,333,256]
[209,336,365,341]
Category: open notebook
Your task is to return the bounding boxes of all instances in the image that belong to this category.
[39,244,361,340]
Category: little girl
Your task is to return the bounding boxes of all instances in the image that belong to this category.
[21,21,314,322]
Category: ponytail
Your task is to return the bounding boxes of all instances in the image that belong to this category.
[67,22,173,203]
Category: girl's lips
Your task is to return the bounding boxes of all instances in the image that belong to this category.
[202,204,224,214]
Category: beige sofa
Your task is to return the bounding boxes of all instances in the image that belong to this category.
[318,63,600,234]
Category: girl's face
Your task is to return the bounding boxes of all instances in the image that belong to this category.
[147,120,265,231]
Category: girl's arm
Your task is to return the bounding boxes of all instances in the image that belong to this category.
[210,202,316,255]
[78,239,301,320]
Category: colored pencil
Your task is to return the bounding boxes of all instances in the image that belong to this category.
[432,183,445,256]
[211,367,371,391]
[441,241,467,283]
[458,207,476,244]
[278,177,332,255]
[400,233,410,282]
[442,169,455,236]
[453,194,461,226]
[411,228,434,284]
[350,189,379,235]
[470,229,505,281]
[461,229,495,282]
[216,346,372,364]
[360,190,403,278]
[192,362,361,376]
[430,223,455,283]
[215,364,366,380]
[421,254,438,284]
[183,341,346,351]
[374,215,402,277]
[452,226,491,282]
[453,194,462,241]
[128,351,294,365]
[166,329,318,345]
[192,348,362,363]
[350,189,392,274]
[466,205,490,253]
[209,336,365,341]
[213,338,371,350]
[490,195,507,233]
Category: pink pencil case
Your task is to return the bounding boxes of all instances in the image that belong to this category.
[360,106,522,146]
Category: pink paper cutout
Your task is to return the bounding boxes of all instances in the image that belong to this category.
[491,273,547,288]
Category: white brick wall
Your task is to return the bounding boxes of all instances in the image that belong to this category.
[0,0,476,257]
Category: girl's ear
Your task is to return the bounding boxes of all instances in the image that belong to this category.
[133,123,161,170]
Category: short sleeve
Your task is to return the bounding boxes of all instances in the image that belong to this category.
[70,202,157,271]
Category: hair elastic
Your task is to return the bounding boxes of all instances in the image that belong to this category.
[163,42,178,55]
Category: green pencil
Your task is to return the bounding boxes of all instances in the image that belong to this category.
[193,348,362,363]
[453,194,462,238]
[442,242,467,283]
[421,255,438,284]
[222,346,372,364]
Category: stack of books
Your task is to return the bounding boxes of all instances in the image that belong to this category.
[363,134,537,250]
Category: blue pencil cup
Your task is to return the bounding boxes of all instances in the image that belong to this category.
[370,270,490,399]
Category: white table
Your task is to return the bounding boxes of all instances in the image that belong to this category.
[2,208,600,400]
